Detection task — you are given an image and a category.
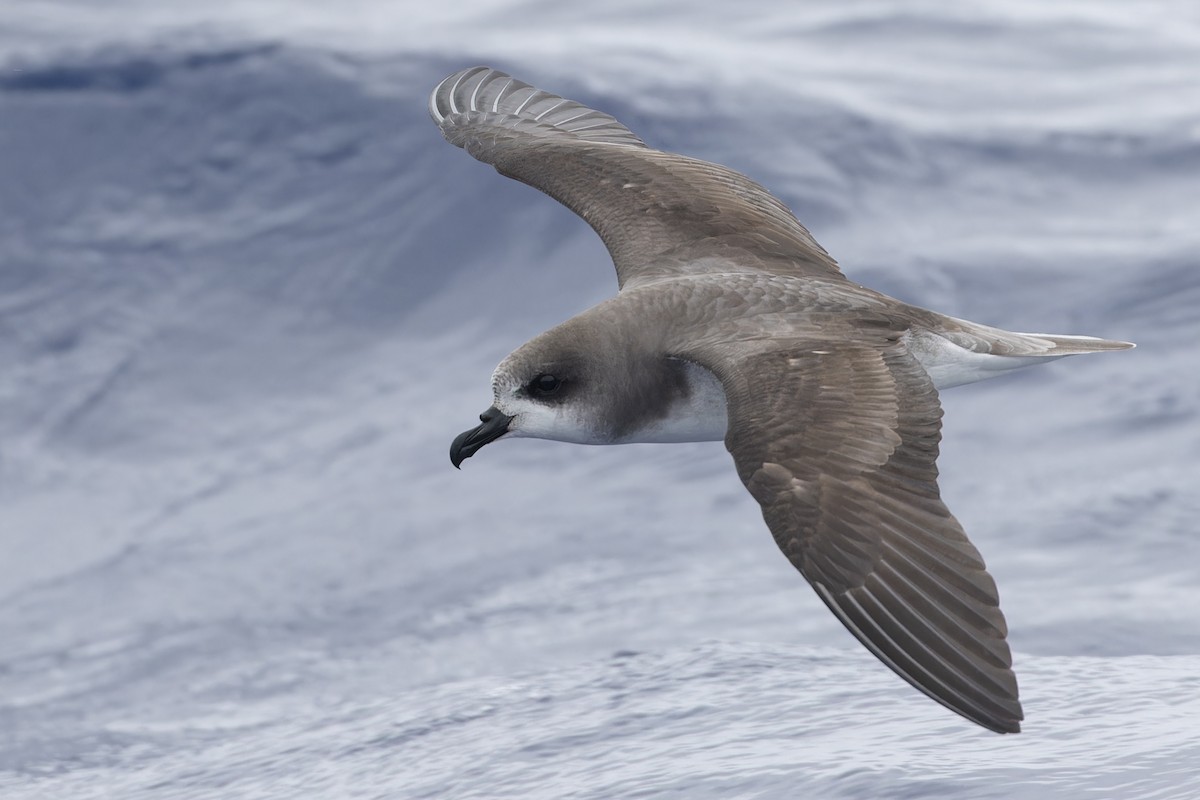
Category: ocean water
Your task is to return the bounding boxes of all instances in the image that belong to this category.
[2,2,1199,797]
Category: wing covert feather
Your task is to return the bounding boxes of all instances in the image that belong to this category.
[430,67,843,288]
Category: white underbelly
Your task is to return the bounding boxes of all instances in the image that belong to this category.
[623,360,729,443]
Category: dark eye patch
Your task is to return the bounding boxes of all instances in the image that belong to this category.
[528,373,562,397]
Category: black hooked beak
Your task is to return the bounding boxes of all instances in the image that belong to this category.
[450,406,513,469]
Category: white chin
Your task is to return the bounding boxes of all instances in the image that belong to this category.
[504,406,606,445]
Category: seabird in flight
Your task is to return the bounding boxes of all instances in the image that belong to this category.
[430,66,1133,734]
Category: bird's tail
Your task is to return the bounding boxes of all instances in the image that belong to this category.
[911,316,1134,389]
[936,314,1136,357]
[1012,332,1136,355]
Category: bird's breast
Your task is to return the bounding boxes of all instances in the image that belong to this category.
[615,359,729,444]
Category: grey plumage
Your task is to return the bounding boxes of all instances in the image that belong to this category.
[431,66,1134,734]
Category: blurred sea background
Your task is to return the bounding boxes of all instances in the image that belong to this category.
[2,1,1199,797]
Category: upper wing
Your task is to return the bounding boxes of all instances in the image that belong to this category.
[707,341,1023,733]
[429,67,844,289]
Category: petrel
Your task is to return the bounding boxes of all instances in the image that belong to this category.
[430,66,1133,734]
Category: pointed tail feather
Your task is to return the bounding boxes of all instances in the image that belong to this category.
[937,316,1136,357]
[1017,333,1136,355]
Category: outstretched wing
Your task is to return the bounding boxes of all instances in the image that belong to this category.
[429,66,844,289]
[709,342,1023,733]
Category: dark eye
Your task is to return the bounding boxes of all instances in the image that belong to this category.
[529,373,562,397]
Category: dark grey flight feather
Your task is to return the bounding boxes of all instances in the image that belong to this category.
[707,342,1021,733]
[430,66,843,289]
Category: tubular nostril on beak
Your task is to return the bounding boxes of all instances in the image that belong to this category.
[450,406,515,469]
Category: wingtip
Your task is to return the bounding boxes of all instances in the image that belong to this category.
[429,66,498,125]
[426,66,649,151]
[956,698,1022,734]
[982,713,1023,735]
